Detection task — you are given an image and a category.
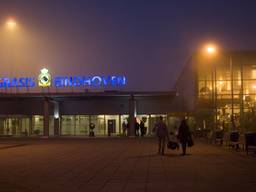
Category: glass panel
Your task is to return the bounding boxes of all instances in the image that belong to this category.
[0,118,4,135]
[33,115,43,136]
[21,117,30,136]
[4,118,15,136]
[243,104,256,132]
[136,115,149,136]
[232,80,242,94]
[90,115,105,136]
[216,64,231,80]
[243,80,256,95]
[232,66,241,81]
[243,64,256,80]
[197,65,212,81]
[198,80,212,98]
[216,80,231,94]
[61,115,75,136]
[217,94,232,100]
[216,105,240,131]
[0,117,30,136]
[76,115,89,136]
[49,116,54,136]
[120,115,129,136]
[105,115,120,136]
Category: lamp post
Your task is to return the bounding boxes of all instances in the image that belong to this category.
[203,45,237,132]
[204,44,218,130]
[229,55,234,128]
[5,18,18,93]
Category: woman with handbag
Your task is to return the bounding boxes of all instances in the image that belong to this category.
[178,119,192,155]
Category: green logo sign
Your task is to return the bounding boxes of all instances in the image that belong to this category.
[38,68,51,87]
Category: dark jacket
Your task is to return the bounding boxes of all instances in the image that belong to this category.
[178,120,190,143]
[154,122,168,138]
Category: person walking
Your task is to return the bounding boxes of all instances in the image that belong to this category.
[178,119,191,155]
[153,116,168,155]
[134,118,140,136]
[140,120,146,137]
[122,120,127,136]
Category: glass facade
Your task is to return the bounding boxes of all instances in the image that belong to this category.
[196,54,256,133]
[0,114,177,137]
[0,115,55,137]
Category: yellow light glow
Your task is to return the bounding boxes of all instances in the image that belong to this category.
[203,43,218,56]
[206,45,216,55]
[252,70,256,79]
[252,85,256,89]
[6,19,17,29]
[227,82,231,90]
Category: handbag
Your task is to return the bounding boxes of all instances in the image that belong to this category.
[187,136,194,147]
[167,141,178,150]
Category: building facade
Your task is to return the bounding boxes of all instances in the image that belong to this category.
[176,51,256,133]
[0,91,185,137]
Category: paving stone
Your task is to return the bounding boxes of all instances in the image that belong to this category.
[0,138,255,192]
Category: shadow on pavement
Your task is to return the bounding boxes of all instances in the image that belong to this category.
[0,143,28,150]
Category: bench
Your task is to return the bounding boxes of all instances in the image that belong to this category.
[214,131,224,145]
[245,133,256,155]
[228,132,245,151]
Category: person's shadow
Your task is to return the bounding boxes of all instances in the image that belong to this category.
[162,153,183,157]
[128,153,190,159]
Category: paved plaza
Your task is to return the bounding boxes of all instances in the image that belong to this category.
[0,138,255,192]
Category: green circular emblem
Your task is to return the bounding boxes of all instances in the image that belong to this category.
[38,68,51,87]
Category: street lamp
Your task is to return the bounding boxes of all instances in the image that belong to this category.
[4,18,18,93]
[204,44,217,56]
[202,43,218,131]
[203,43,237,131]
[6,18,17,30]
[207,47,216,54]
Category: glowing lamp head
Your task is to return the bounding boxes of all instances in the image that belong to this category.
[206,45,217,55]
[6,19,17,29]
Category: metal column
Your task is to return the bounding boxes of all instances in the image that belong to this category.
[128,94,135,136]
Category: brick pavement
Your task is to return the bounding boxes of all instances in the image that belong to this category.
[0,138,255,192]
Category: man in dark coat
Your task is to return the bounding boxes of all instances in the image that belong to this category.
[178,119,191,155]
[140,120,146,136]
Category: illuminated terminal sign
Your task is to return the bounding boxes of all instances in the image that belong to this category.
[0,68,127,88]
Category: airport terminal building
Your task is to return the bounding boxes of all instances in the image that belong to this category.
[0,69,187,137]
[3,51,256,138]
[0,91,182,137]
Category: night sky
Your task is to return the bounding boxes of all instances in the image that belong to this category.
[1,0,256,91]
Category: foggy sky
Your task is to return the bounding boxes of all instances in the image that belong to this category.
[1,0,256,91]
